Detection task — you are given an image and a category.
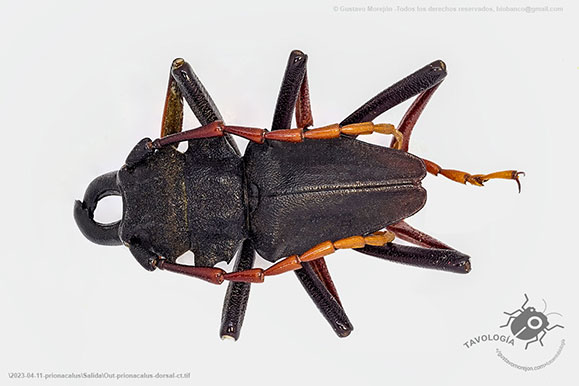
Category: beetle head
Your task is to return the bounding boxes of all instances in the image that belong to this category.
[74,170,123,246]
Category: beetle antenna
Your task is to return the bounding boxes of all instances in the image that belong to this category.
[545,312,563,318]
[542,298,547,313]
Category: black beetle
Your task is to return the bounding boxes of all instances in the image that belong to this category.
[501,294,564,349]
[74,50,523,340]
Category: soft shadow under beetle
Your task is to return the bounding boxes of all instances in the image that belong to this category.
[74,50,523,340]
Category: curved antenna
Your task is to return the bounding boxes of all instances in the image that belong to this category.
[546,312,563,318]
[542,299,548,313]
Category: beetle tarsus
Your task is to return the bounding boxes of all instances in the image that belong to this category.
[423,159,524,192]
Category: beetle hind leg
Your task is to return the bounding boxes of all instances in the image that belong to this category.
[356,221,472,274]
[358,243,471,274]
[423,159,525,192]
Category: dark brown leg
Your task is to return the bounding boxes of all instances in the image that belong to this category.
[170,58,240,155]
[290,62,343,306]
[295,72,313,128]
[220,239,255,341]
[358,243,471,274]
[390,83,441,151]
[387,221,451,250]
[273,50,350,335]
[341,60,447,126]
[379,83,458,251]
[380,74,524,192]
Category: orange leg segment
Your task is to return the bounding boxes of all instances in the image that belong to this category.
[151,121,403,150]
[155,231,395,284]
[422,158,525,192]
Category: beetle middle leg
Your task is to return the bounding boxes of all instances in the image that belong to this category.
[271,49,352,337]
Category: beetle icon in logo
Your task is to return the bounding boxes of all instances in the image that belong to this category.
[500,294,564,349]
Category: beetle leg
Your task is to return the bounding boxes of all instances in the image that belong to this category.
[171,58,223,125]
[353,221,472,273]
[272,50,309,130]
[295,71,313,128]
[239,232,396,280]
[341,60,447,126]
[155,259,225,284]
[220,239,256,341]
[161,232,393,282]
[160,59,185,138]
[151,121,404,147]
[272,50,350,336]
[160,231,467,286]
[170,58,240,155]
[387,221,452,250]
[390,83,442,151]
[358,243,471,274]
[294,263,353,337]
[422,158,525,192]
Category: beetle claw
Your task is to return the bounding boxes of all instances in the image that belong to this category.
[514,171,525,193]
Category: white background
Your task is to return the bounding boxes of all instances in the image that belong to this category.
[1,1,577,385]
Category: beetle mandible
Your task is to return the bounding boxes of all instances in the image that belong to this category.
[74,50,524,340]
[500,294,564,349]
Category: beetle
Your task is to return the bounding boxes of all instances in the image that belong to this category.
[74,50,523,340]
[500,294,564,349]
